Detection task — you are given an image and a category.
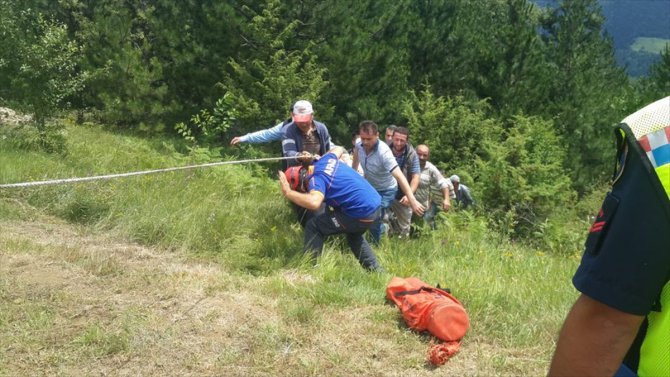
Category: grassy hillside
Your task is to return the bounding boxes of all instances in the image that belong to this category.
[0,121,582,375]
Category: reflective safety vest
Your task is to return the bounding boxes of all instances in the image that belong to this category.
[618,96,670,376]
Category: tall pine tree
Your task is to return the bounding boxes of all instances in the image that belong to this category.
[539,0,629,191]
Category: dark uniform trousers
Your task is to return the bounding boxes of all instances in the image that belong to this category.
[304,206,381,270]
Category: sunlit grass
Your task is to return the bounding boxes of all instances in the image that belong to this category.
[0,121,587,375]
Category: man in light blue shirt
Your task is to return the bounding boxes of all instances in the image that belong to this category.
[281,100,332,168]
[230,119,291,145]
[352,120,425,244]
[450,175,475,209]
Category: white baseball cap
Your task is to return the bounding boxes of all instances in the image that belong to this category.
[292,100,314,122]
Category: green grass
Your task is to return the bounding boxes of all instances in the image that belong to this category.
[73,323,131,356]
[0,120,587,375]
[631,37,670,54]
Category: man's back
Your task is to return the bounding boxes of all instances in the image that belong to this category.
[309,153,381,218]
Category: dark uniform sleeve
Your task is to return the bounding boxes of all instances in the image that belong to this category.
[573,138,670,316]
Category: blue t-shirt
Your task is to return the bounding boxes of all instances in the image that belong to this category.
[308,153,381,218]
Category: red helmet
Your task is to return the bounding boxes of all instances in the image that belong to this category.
[285,166,309,192]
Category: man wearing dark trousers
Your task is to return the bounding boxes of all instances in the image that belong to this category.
[278,146,383,271]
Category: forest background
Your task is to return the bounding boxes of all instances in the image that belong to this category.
[0,0,669,375]
[1,0,669,240]
[534,0,670,77]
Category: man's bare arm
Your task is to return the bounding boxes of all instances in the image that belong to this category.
[278,171,324,210]
[548,294,643,377]
[391,168,425,216]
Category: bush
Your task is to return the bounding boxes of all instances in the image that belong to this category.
[0,120,67,154]
[402,89,500,172]
[477,114,575,240]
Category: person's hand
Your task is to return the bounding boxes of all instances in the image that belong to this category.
[399,195,410,207]
[297,151,316,163]
[442,200,451,212]
[230,136,242,145]
[277,171,291,197]
[410,198,426,216]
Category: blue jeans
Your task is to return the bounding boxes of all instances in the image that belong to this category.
[369,187,398,244]
[423,201,440,230]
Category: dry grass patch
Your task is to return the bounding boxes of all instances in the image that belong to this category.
[0,216,553,376]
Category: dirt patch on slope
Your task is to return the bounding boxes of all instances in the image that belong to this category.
[0,219,278,376]
[0,217,547,376]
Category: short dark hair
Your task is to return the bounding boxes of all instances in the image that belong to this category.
[359,120,378,134]
[393,126,409,138]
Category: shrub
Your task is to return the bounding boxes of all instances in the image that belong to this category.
[0,120,67,154]
[402,89,501,172]
[477,114,574,239]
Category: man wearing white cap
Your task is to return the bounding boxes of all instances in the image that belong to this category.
[229,116,292,145]
[282,100,332,168]
[281,100,332,226]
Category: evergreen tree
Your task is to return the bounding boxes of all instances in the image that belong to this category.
[402,88,500,172]
[177,0,327,146]
[34,0,244,131]
[144,1,243,121]
[641,44,670,103]
[307,0,412,131]
[479,0,549,116]
[477,114,574,237]
[539,0,629,191]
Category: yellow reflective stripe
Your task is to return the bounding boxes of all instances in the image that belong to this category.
[639,281,670,376]
[656,165,670,201]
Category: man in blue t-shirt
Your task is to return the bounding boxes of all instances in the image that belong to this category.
[278,146,383,271]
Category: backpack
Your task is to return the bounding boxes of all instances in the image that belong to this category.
[386,276,469,365]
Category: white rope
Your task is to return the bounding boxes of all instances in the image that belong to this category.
[0,156,295,188]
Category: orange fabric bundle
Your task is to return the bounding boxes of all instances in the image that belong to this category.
[428,340,461,365]
[386,277,470,365]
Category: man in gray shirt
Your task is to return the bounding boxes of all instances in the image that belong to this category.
[388,126,420,238]
[352,120,425,244]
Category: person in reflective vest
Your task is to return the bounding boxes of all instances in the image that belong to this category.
[549,96,670,376]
